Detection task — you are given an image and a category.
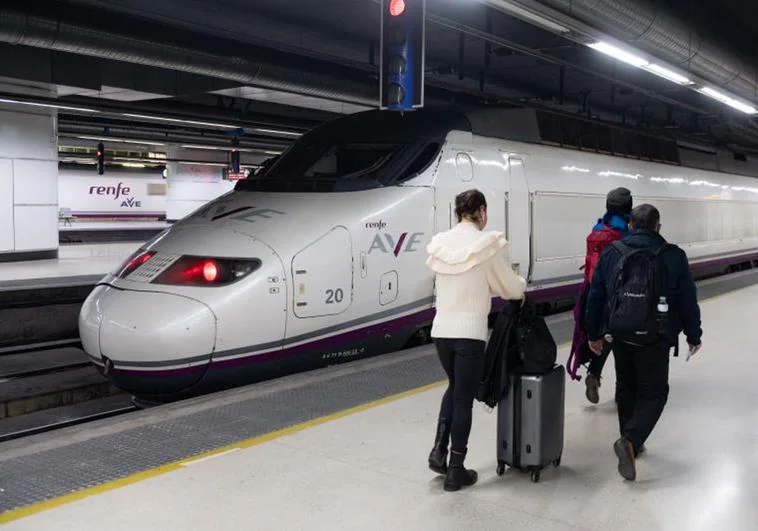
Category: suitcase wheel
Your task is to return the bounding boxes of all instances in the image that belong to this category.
[496,461,506,476]
[530,470,540,483]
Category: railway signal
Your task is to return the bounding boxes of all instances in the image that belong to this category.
[380,0,426,111]
[97,142,105,175]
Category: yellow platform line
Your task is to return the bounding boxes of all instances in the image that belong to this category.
[0,380,446,525]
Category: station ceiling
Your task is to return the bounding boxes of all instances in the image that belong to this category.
[2,0,758,162]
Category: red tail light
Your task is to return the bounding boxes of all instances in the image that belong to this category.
[152,256,261,286]
[115,249,155,278]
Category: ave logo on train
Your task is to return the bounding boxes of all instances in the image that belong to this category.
[367,232,425,256]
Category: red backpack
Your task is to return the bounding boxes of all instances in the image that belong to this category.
[581,225,624,283]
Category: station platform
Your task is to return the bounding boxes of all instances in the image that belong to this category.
[0,243,140,291]
[1,270,757,529]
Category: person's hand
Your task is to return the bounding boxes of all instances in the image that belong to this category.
[588,340,604,355]
[687,342,702,360]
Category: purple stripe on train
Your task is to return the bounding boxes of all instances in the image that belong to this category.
[107,249,758,379]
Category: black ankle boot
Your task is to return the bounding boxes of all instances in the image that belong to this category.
[428,418,450,475]
[443,450,478,491]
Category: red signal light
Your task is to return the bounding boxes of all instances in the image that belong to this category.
[389,0,406,16]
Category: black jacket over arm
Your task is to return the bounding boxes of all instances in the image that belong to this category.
[584,230,703,346]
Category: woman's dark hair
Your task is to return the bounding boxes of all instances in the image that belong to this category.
[455,189,487,222]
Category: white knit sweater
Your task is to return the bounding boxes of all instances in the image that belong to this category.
[426,220,526,342]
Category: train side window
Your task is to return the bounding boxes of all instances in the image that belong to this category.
[396,142,441,183]
[456,153,474,182]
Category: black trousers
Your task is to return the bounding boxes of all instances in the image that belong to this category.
[613,341,670,450]
[587,341,612,377]
[434,338,486,454]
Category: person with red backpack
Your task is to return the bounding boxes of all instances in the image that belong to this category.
[568,187,633,403]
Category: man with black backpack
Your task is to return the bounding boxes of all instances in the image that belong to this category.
[585,204,703,481]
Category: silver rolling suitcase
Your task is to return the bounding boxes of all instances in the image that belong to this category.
[496,364,565,483]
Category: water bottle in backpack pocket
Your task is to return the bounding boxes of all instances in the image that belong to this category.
[605,242,674,344]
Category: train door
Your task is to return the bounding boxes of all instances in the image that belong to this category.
[292,226,353,318]
[433,144,473,232]
[434,147,509,234]
[507,155,530,279]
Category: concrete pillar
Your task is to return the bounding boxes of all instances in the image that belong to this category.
[0,81,58,261]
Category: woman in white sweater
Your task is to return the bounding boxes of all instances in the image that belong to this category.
[425,189,526,491]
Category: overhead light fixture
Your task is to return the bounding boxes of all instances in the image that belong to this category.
[252,128,303,137]
[644,64,692,85]
[588,41,648,68]
[497,2,570,33]
[698,87,758,114]
[0,97,99,113]
[120,162,147,168]
[122,113,239,129]
[74,135,165,146]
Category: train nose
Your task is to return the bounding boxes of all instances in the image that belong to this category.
[79,285,217,396]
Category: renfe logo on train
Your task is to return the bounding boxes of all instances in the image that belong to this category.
[365,219,388,230]
[368,232,424,256]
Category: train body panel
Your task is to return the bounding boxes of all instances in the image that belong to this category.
[78,108,758,399]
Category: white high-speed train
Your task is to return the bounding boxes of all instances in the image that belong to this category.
[79,108,758,400]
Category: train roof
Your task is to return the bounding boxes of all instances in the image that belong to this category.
[317,107,758,178]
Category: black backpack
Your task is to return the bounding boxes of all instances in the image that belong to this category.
[513,303,557,374]
[605,241,674,344]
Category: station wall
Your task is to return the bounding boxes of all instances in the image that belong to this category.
[0,104,58,255]
[58,170,167,219]
[165,163,235,221]
[58,163,234,222]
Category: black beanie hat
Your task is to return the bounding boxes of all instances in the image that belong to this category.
[606,187,633,215]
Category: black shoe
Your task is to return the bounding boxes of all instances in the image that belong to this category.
[428,418,450,475]
[585,374,600,404]
[428,448,447,475]
[443,450,478,491]
[613,438,636,481]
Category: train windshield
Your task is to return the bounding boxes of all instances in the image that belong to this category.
[235,138,440,193]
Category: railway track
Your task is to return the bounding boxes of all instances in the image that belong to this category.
[0,404,138,443]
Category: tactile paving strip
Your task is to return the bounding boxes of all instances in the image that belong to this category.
[0,351,446,513]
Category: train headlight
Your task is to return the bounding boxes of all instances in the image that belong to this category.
[151,256,262,286]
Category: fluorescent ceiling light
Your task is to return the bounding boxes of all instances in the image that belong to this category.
[122,113,239,129]
[588,41,648,68]
[698,87,758,114]
[120,162,147,168]
[499,2,570,33]
[0,97,98,113]
[644,64,692,85]
[75,135,165,146]
[252,128,302,137]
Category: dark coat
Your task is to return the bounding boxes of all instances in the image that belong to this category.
[585,230,703,346]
